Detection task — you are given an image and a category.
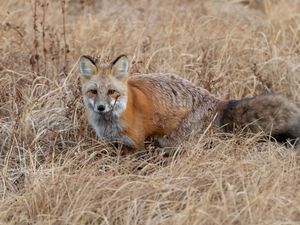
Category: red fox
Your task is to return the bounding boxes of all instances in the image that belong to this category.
[79,54,300,149]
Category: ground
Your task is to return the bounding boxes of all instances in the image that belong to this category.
[1,0,300,224]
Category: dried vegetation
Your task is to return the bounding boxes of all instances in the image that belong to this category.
[1,0,300,224]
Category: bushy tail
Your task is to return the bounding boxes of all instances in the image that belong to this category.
[218,94,300,143]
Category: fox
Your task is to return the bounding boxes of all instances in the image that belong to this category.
[79,54,300,150]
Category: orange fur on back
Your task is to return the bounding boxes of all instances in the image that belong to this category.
[120,77,188,148]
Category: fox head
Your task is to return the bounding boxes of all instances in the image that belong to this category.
[79,54,129,117]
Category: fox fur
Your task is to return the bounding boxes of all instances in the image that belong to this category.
[79,54,300,149]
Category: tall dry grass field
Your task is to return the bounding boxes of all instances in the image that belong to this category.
[1,0,300,224]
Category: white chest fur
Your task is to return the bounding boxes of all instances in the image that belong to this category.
[88,111,134,147]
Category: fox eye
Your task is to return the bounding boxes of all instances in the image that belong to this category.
[107,89,116,95]
[89,89,98,95]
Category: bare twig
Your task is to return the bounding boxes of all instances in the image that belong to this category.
[42,0,49,75]
[61,0,68,74]
[31,0,40,75]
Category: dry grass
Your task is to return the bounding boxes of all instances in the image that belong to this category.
[1,0,300,224]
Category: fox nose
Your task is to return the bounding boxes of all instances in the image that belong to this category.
[97,105,105,112]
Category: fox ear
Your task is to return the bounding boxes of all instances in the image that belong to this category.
[79,55,98,78]
[110,55,129,78]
